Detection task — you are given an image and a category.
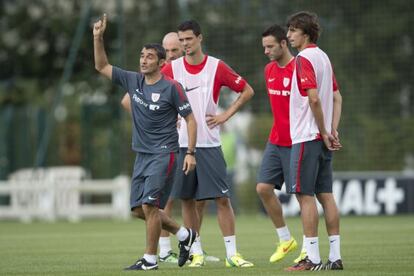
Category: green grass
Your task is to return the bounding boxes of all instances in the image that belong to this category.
[0,215,413,275]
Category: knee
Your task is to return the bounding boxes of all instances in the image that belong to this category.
[131,207,145,219]
[215,197,231,209]
[256,183,272,198]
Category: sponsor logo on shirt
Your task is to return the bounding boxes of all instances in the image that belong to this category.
[179,103,191,111]
[132,94,160,111]
[135,89,143,95]
[268,89,290,96]
[149,104,160,111]
[268,78,276,82]
[132,94,148,107]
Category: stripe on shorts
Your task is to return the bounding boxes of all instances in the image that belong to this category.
[296,143,305,193]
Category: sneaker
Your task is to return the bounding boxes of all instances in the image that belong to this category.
[188,254,205,267]
[123,258,158,270]
[159,251,178,263]
[225,253,254,268]
[324,259,344,270]
[269,237,298,263]
[284,257,323,271]
[203,250,220,262]
[294,249,307,263]
[178,228,197,267]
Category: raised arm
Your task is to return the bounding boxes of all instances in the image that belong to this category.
[93,14,112,79]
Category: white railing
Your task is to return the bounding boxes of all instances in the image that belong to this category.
[0,167,130,222]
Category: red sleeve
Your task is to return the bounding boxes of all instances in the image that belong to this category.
[296,56,317,96]
[161,63,174,79]
[212,61,247,103]
[215,61,247,93]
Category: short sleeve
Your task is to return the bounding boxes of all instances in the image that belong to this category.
[296,56,317,92]
[216,61,247,93]
[112,66,141,95]
[171,81,192,118]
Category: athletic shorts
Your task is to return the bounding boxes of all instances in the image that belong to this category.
[287,140,333,195]
[130,152,176,210]
[171,147,230,201]
[256,142,291,190]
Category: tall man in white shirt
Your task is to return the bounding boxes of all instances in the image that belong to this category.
[162,20,255,268]
[284,11,343,271]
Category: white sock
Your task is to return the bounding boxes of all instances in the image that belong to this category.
[143,254,157,264]
[276,226,291,242]
[176,226,188,241]
[305,237,321,264]
[191,235,203,255]
[224,235,237,258]
[301,235,306,252]
[328,235,341,262]
[159,237,172,257]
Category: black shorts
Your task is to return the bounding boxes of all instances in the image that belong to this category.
[130,152,176,210]
[288,140,333,195]
[171,147,230,201]
[256,142,291,190]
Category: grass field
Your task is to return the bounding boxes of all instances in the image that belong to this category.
[0,215,413,275]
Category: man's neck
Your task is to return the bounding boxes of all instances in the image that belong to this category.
[277,52,294,67]
[298,41,312,52]
[185,49,205,65]
[144,71,162,85]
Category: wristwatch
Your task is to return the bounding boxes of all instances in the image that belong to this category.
[186,148,196,156]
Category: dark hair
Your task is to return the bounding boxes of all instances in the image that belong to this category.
[143,43,166,60]
[286,11,320,43]
[262,24,288,44]
[177,20,202,36]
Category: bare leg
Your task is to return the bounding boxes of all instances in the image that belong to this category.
[256,183,286,228]
[182,198,200,232]
[215,197,235,236]
[195,200,207,232]
[160,198,174,238]
[297,194,318,237]
[316,193,339,235]
[142,204,161,255]
[132,206,181,236]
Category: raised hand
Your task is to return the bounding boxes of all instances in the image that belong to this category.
[93,13,107,37]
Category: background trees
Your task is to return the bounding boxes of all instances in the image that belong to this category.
[0,0,412,179]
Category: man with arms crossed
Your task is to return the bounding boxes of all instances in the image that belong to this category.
[284,11,343,271]
[93,14,197,270]
[258,24,306,264]
[162,20,255,268]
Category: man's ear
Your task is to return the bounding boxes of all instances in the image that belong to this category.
[198,34,203,43]
[158,58,166,67]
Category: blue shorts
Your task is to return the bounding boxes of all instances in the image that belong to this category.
[130,152,176,210]
[171,147,230,201]
[256,142,291,190]
[288,140,333,195]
